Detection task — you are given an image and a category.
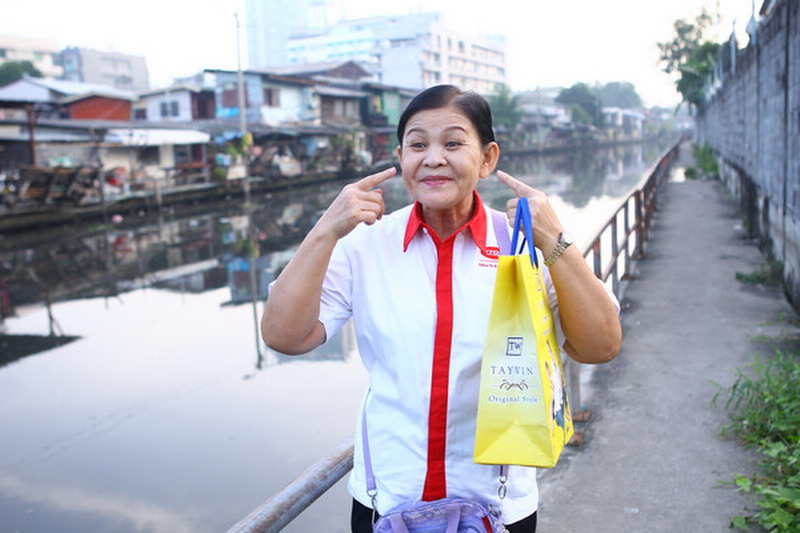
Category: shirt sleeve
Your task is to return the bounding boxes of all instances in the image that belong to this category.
[318,237,354,343]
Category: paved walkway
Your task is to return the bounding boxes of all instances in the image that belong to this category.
[536,145,800,532]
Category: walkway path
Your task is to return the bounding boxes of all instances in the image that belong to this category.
[537,147,800,532]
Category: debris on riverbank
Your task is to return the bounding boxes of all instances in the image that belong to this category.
[0,334,80,365]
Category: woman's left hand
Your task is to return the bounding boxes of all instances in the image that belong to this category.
[496,170,564,254]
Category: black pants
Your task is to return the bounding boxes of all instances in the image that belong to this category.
[351,499,537,532]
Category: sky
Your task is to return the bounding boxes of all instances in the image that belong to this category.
[2,0,757,108]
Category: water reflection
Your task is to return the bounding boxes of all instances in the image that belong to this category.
[1,143,666,320]
[0,141,671,533]
[498,144,653,208]
[1,288,367,533]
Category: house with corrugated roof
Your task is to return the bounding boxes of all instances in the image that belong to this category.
[0,76,136,119]
[136,84,216,122]
[0,78,211,185]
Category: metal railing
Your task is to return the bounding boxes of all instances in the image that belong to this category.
[581,140,679,291]
[564,140,680,412]
[226,438,355,533]
[225,139,683,533]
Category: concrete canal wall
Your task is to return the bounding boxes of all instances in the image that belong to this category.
[695,0,800,311]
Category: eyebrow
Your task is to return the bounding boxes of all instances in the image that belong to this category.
[405,125,469,137]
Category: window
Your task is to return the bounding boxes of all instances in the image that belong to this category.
[221,88,238,108]
[160,100,179,118]
[222,83,249,109]
[173,145,191,165]
[101,57,131,72]
[140,146,159,165]
[263,87,280,107]
[115,74,133,89]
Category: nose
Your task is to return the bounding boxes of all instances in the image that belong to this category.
[423,145,446,167]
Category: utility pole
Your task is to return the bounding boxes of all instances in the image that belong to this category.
[26,104,37,166]
[236,11,262,361]
[235,11,251,205]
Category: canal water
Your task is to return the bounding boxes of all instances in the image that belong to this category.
[0,141,671,533]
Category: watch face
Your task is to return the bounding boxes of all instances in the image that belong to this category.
[561,231,574,246]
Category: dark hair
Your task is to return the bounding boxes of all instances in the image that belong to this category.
[396,84,496,146]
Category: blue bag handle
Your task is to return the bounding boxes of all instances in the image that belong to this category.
[509,197,538,266]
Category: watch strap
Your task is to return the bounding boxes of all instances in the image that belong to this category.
[544,233,572,267]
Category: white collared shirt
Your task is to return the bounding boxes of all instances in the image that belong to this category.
[319,197,564,524]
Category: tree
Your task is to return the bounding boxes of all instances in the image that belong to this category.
[676,41,721,108]
[0,60,43,87]
[568,103,593,126]
[595,81,642,109]
[658,9,720,109]
[556,83,604,127]
[658,9,714,73]
[487,84,522,132]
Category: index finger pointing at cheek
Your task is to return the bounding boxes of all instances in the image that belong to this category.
[496,170,533,198]
[356,166,397,191]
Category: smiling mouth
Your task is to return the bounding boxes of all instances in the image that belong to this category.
[421,175,451,185]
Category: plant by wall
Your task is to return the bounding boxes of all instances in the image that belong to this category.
[714,350,800,531]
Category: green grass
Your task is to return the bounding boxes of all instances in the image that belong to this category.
[693,143,719,178]
[736,262,783,286]
[714,349,800,531]
[684,166,700,180]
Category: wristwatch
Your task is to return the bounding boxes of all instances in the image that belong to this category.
[544,231,573,267]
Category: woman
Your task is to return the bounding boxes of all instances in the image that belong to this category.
[262,85,621,532]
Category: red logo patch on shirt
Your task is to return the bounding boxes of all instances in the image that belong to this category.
[483,246,500,258]
[479,246,501,268]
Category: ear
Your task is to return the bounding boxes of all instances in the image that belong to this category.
[479,142,500,179]
[396,144,402,161]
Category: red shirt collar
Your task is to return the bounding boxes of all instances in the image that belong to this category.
[403,191,488,252]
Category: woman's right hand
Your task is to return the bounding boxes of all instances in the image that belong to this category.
[318,167,397,239]
[261,166,397,355]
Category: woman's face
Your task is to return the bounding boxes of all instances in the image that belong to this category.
[397,105,498,223]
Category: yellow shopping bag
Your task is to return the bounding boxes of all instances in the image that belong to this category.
[474,198,573,468]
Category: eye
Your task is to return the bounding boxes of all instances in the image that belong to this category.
[445,141,462,148]
[409,142,426,149]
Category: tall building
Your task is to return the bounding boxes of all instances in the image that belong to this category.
[0,35,63,78]
[285,13,507,94]
[58,47,149,91]
[245,0,330,69]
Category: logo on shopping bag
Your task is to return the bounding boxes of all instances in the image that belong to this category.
[499,379,529,391]
[505,337,523,356]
